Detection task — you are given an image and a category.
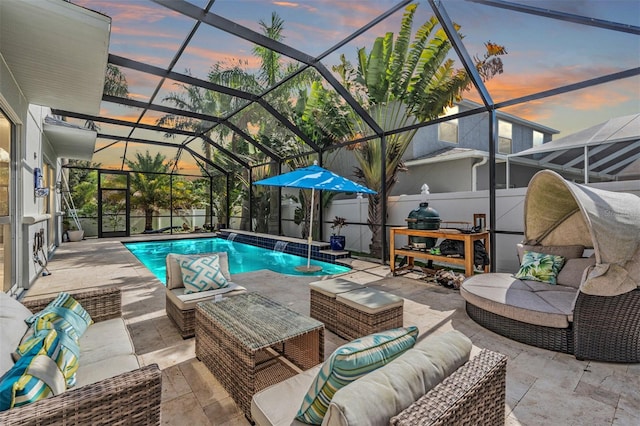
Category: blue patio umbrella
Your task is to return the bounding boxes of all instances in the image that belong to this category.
[254,161,376,272]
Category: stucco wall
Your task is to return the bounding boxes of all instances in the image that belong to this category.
[0,53,56,292]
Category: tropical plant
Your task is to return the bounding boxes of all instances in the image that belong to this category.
[104,64,129,98]
[284,80,357,239]
[334,4,507,257]
[126,151,204,231]
[86,64,130,130]
[159,14,290,232]
[125,151,173,231]
[331,216,348,236]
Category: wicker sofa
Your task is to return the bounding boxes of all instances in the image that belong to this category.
[165,252,246,338]
[0,287,162,425]
[251,330,507,426]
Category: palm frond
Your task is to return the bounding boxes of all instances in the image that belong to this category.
[388,4,417,96]
[397,16,438,98]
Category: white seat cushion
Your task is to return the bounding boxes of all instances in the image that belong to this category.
[324,331,472,426]
[76,317,140,387]
[461,273,577,328]
[251,365,321,426]
[167,282,246,311]
[0,292,33,376]
[75,354,140,388]
[336,288,404,314]
[308,278,365,298]
[79,318,135,365]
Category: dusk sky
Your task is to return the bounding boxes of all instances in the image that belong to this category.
[73,0,639,170]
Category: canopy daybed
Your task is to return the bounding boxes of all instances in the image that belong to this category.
[461,170,640,362]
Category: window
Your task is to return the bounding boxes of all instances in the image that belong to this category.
[0,110,13,292]
[438,106,459,144]
[533,130,544,147]
[498,120,512,154]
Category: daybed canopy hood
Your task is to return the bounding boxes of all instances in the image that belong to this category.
[523,170,640,296]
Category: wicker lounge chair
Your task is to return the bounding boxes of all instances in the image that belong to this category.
[165,252,246,338]
[0,287,162,425]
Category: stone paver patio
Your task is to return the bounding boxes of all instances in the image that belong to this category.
[24,236,640,425]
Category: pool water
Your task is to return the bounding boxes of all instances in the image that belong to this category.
[124,237,350,284]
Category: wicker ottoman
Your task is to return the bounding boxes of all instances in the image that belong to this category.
[335,288,404,340]
[309,278,366,334]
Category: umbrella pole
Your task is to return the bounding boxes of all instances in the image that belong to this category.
[306,188,314,269]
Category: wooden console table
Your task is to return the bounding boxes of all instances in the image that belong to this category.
[390,227,490,277]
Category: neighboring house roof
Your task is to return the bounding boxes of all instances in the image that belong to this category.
[457,100,559,135]
[405,147,508,167]
[509,114,640,180]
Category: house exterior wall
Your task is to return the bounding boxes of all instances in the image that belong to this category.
[410,110,554,156]
[393,158,477,195]
[1,54,29,293]
[1,53,59,293]
[406,110,490,160]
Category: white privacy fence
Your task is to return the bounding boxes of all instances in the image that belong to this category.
[281,179,639,273]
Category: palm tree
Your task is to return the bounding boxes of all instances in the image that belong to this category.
[159,14,288,232]
[85,64,130,130]
[287,80,356,239]
[334,4,507,257]
[125,151,172,232]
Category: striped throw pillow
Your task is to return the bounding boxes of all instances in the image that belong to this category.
[26,292,93,338]
[296,326,418,424]
[14,329,80,388]
[30,308,89,342]
[0,329,66,410]
[179,254,229,294]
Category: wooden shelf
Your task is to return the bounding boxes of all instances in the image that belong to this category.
[390,227,489,277]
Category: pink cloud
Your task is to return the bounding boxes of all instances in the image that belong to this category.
[272,1,317,13]
[76,0,178,23]
[111,25,180,40]
[465,65,636,125]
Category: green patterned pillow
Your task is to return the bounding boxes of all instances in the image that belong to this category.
[0,329,66,410]
[14,329,80,388]
[179,254,229,294]
[515,251,566,285]
[296,326,418,424]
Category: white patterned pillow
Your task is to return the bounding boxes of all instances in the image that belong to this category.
[179,255,229,294]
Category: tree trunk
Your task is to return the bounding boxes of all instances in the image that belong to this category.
[367,193,384,258]
[268,187,279,234]
[239,198,250,231]
[367,167,401,260]
[144,209,154,231]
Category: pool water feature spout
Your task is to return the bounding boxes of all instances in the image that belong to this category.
[274,241,288,253]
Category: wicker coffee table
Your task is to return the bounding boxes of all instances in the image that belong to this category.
[195,292,324,421]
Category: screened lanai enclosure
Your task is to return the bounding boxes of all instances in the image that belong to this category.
[54,0,639,264]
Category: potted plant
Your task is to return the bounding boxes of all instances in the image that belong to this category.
[330,216,347,251]
[66,223,84,242]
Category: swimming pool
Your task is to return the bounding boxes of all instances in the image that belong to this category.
[124,237,350,284]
